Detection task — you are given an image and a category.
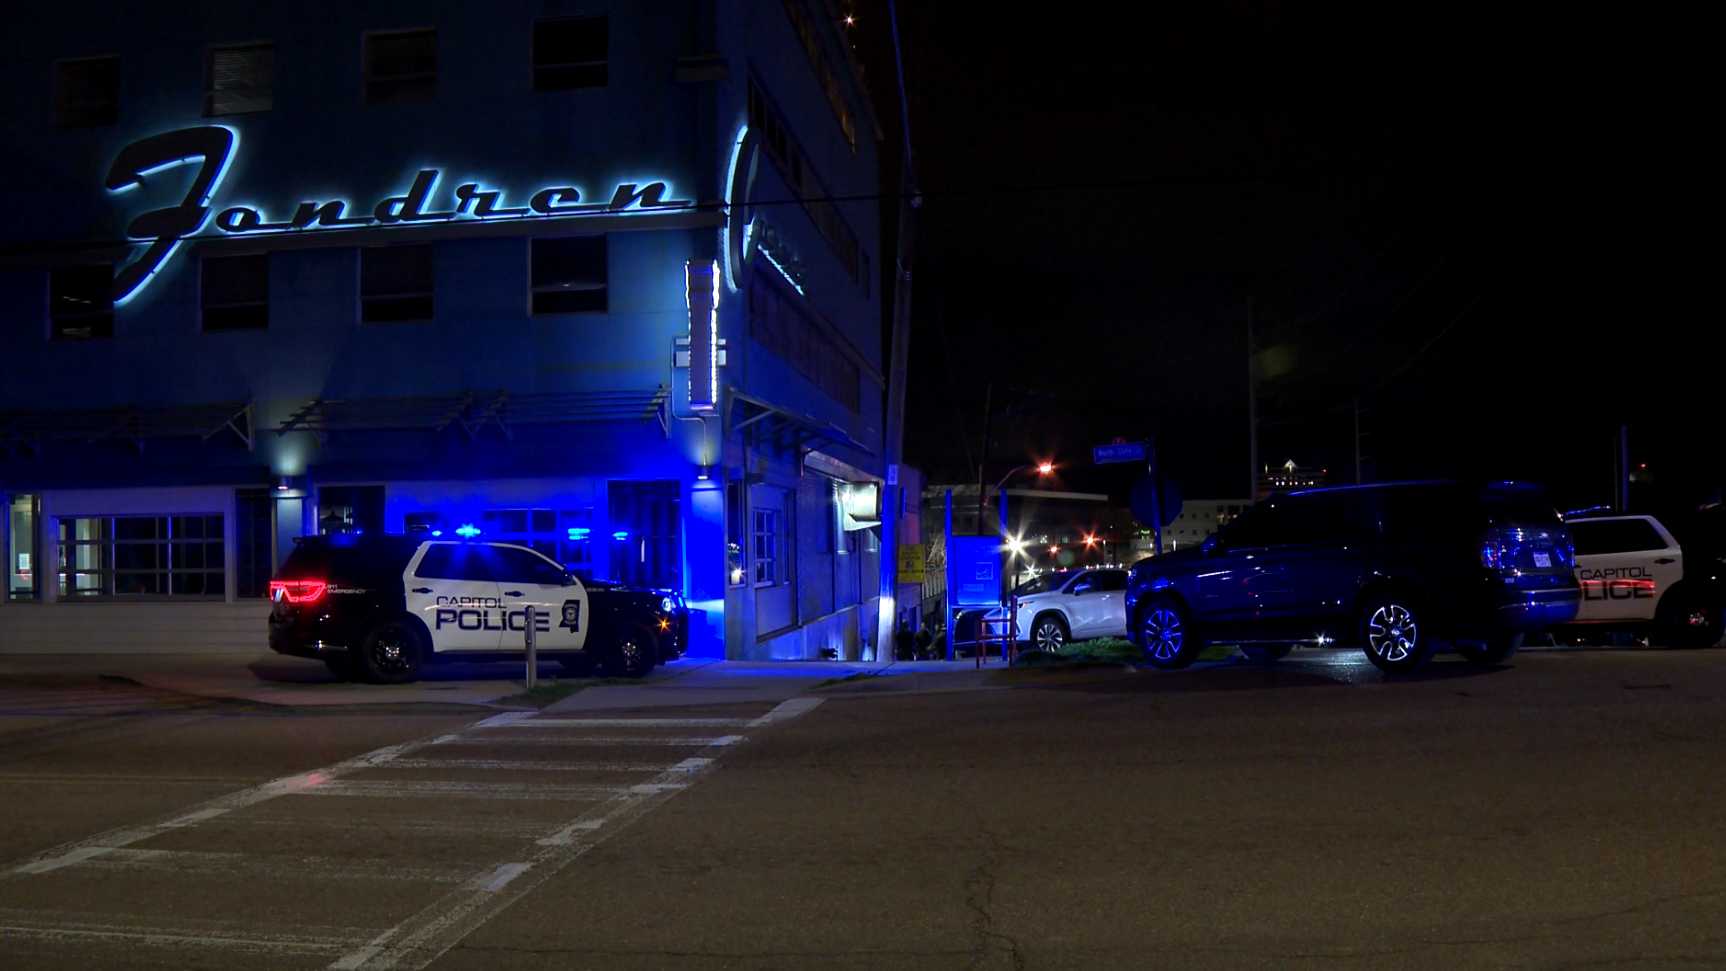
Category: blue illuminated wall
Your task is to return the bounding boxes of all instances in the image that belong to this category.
[0,1,886,661]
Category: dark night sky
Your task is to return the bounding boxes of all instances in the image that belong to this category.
[851,2,1714,515]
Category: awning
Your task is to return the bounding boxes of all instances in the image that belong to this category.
[728,390,872,455]
[0,401,253,453]
[276,387,669,440]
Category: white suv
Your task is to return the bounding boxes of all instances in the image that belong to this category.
[1565,514,1723,647]
[986,568,1130,651]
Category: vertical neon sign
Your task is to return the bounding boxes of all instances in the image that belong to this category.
[686,259,719,411]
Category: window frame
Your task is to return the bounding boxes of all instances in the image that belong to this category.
[201,252,269,332]
[529,235,609,315]
[53,55,120,128]
[204,41,274,117]
[363,27,437,105]
[532,15,609,91]
[48,264,115,341]
[752,508,779,588]
[55,514,225,600]
[360,244,435,324]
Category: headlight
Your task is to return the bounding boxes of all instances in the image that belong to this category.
[660,596,675,613]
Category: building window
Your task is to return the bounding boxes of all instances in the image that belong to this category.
[780,0,857,153]
[726,482,746,587]
[49,265,114,341]
[746,78,864,287]
[534,16,607,90]
[205,43,273,116]
[234,488,273,598]
[753,508,778,586]
[748,273,860,412]
[479,508,594,575]
[202,254,268,331]
[57,515,224,599]
[54,56,119,127]
[530,236,607,314]
[361,245,434,322]
[8,495,39,602]
[365,29,436,104]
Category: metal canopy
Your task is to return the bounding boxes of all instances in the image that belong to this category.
[728,390,873,455]
[275,387,669,441]
[0,401,254,454]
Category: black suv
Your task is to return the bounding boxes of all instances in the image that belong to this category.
[1125,482,1580,672]
[268,535,688,683]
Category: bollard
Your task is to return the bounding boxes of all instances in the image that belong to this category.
[524,604,537,690]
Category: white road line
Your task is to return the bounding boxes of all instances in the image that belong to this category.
[749,697,827,727]
[295,780,655,801]
[472,712,536,728]
[328,697,825,970]
[0,909,372,956]
[479,717,754,729]
[471,862,532,893]
[80,848,470,884]
[377,758,678,772]
[0,725,465,879]
[427,733,744,747]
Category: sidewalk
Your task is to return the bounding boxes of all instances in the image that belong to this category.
[0,651,1110,713]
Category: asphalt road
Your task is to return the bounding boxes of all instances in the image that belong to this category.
[2,648,1725,969]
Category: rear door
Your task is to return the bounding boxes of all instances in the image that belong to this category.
[1074,568,1129,637]
[1570,518,1677,623]
[407,542,503,653]
[486,544,590,653]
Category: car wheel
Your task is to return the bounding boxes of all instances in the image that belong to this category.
[1657,597,1724,649]
[1360,596,1432,673]
[1456,632,1522,666]
[1031,615,1069,653]
[604,632,657,679]
[1239,644,1293,663]
[354,618,425,684]
[322,655,354,681]
[1138,598,1201,669]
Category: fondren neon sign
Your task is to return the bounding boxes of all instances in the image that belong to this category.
[106,125,690,305]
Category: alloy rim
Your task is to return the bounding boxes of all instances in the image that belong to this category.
[1367,604,1417,662]
[371,627,412,674]
[1035,621,1065,651]
[1143,608,1184,662]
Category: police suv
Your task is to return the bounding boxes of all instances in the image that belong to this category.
[268,535,688,683]
[1564,513,1724,647]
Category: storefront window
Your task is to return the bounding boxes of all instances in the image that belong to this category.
[56,514,225,599]
[8,495,38,601]
[481,507,594,576]
[726,482,745,586]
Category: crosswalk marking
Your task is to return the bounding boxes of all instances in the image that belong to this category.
[0,694,829,969]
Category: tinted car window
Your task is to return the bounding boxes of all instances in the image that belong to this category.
[415,544,493,582]
[279,537,416,582]
[1091,569,1128,592]
[1225,495,1346,547]
[1570,520,1666,556]
[488,545,569,585]
[1013,573,1067,597]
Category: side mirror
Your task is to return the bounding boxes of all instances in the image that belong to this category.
[1070,583,1092,596]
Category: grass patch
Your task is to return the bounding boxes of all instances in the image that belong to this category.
[1196,644,1238,662]
[495,680,589,709]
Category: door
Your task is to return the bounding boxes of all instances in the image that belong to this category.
[486,543,590,653]
[407,542,503,653]
[1570,519,1679,623]
[1196,501,1293,623]
[1069,569,1129,637]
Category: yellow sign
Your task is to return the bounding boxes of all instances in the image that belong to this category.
[896,543,926,584]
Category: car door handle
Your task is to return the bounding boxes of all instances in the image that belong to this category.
[504,590,524,597]
[1654,557,1676,564]
[412,587,432,594]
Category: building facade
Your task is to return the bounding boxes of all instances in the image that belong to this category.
[0,0,889,660]
[1158,499,1250,553]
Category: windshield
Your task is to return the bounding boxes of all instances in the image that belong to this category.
[1012,572,1069,597]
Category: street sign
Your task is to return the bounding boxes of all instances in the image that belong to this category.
[1093,442,1147,464]
[897,543,926,584]
[947,535,1004,607]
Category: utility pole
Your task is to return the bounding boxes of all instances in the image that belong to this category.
[876,0,919,656]
[1246,296,1258,501]
[1616,423,1630,512]
[975,383,992,533]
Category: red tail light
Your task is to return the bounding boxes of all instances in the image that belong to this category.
[270,579,328,604]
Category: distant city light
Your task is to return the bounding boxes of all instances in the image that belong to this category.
[1005,536,1027,557]
[1083,533,1098,547]
[1036,462,1054,475]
